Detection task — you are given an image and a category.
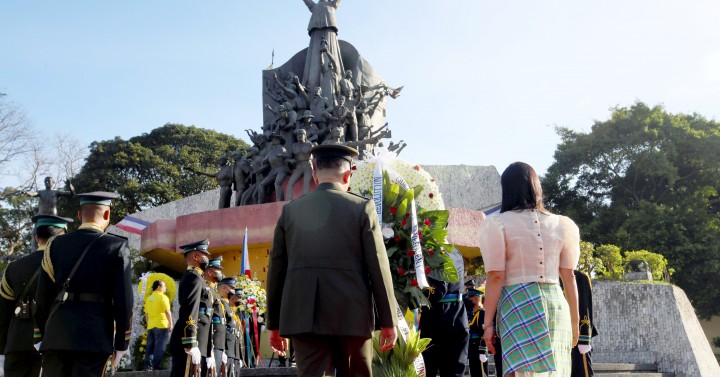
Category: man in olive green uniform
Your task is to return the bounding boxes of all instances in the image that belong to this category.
[0,215,72,377]
[267,143,398,377]
[203,257,225,376]
[34,192,133,376]
[218,277,237,376]
[169,239,214,377]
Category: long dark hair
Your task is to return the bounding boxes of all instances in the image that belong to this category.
[500,162,545,213]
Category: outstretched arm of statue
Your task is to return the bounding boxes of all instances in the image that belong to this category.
[302,0,315,12]
[187,166,217,179]
[22,190,39,197]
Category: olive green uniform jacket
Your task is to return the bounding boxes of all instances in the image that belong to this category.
[266,182,397,338]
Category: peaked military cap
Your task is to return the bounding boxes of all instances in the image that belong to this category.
[207,257,223,270]
[466,288,482,297]
[77,191,120,206]
[311,143,359,162]
[31,214,74,229]
[464,279,476,287]
[179,239,211,255]
[219,277,237,287]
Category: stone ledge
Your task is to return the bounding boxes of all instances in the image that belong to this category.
[117,367,296,377]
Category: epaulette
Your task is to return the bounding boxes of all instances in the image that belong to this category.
[41,235,59,283]
[0,265,15,301]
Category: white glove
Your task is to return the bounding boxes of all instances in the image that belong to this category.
[113,350,127,368]
[238,358,244,368]
[578,344,592,354]
[186,347,201,364]
[479,354,487,363]
[206,356,216,370]
[222,351,228,364]
[33,342,41,351]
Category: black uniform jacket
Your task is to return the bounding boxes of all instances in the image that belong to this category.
[575,270,598,345]
[210,285,226,351]
[222,299,237,358]
[0,250,43,354]
[170,267,214,357]
[34,229,133,353]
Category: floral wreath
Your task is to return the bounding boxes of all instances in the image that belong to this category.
[234,275,267,319]
[350,150,458,312]
[137,272,177,303]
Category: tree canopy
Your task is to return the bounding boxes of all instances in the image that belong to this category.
[543,102,720,318]
[65,124,249,223]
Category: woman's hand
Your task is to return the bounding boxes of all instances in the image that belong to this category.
[571,324,579,347]
[483,326,496,355]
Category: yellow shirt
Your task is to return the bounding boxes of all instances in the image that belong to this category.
[145,291,171,330]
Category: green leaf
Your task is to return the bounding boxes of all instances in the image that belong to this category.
[386,246,398,258]
[428,249,459,283]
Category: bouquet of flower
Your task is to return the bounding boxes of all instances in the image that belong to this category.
[234,275,267,318]
[351,154,458,312]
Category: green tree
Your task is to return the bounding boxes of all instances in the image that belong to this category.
[594,244,623,279]
[577,241,605,277]
[66,124,249,223]
[543,101,720,318]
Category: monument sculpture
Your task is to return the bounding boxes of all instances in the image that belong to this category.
[194,0,406,206]
[188,157,234,209]
[23,176,75,215]
[284,129,316,200]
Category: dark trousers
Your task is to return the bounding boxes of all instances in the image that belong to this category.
[200,349,223,376]
[571,347,594,377]
[291,334,372,377]
[170,352,199,377]
[4,350,42,377]
[422,329,468,377]
[225,357,235,377]
[41,351,110,377]
[467,340,488,377]
[144,327,169,369]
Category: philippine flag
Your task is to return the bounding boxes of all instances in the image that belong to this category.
[241,227,251,278]
[116,216,151,235]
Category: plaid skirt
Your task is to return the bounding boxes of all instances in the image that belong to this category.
[497,282,571,376]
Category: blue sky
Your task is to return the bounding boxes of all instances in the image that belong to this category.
[2,1,719,187]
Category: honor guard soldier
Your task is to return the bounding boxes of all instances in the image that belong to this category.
[230,288,245,371]
[218,277,237,376]
[267,143,398,377]
[33,191,133,375]
[0,215,72,377]
[466,289,488,377]
[570,270,598,377]
[203,257,225,376]
[169,240,214,377]
[419,247,470,377]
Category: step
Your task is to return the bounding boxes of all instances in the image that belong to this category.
[117,367,297,377]
[595,363,659,372]
[595,373,673,377]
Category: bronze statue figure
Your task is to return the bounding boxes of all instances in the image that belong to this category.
[284,129,317,200]
[23,176,75,215]
[188,157,234,209]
